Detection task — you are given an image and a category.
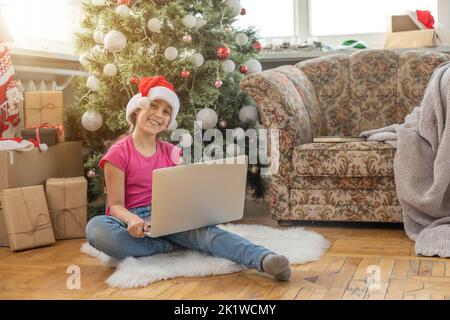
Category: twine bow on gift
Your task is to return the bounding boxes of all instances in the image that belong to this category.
[50,205,87,236]
[30,123,64,145]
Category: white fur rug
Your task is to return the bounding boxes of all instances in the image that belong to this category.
[81,223,330,289]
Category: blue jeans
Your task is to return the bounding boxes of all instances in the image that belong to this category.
[85,205,273,271]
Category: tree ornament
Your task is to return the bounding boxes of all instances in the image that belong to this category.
[252,41,262,52]
[218,119,227,129]
[216,46,230,60]
[130,75,139,85]
[79,53,91,67]
[86,75,100,91]
[104,30,127,53]
[221,60,235,73]
[250,165,259,175]
[226,143,241,157]
[93,31,104,44]
[117,0,132,5]
[214,79,223,88]
[82,111,103,132]
[240,8,247,15]
[147,18,162,32]
[87,169,96,178]
[164,47,178,61]
[239,65,248,74]
[233,127,245,140]
[181,70,190,78]
[195,17,207,29]
[245,59,262,74]
[182,33,192,45]
[225,0,242,17]
[196,107,218,129]
[92,0,106,6]
[103,63,117,77]
[239,105,259,123]
[224,25,232,33]
[191,53,204,67]
[116,4,130,16]
[182,15,197,28]
[236,33,248,46]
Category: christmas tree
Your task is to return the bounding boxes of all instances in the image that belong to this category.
[66,0,265,217]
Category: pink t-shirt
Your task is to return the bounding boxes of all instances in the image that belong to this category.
[99,135,182,214]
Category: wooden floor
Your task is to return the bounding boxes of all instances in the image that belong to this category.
[1,199,450,300]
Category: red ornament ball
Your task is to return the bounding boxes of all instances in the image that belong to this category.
[182,33,192,45]
[252,41,262,52]
[181,70,190,78]
[239,65,249,74]
[240,8,246,15]
[130,76,139,85]
[117,0,132,5]
[216,46,231,60]
[215,79,223,88]
[218,119,228,129]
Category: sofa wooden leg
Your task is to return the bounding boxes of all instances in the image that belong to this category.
[277,220,296,227]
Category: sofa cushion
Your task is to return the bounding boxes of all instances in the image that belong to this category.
[291,175,396,190]
[292,141,395,177]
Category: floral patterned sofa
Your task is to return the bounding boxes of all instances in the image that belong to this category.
[240,49,450,224]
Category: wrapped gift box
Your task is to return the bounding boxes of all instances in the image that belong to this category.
[23,91,65,142]
[0,141,84,209]
[2,185,55,251]
[0,210,8,247]
[21,127,59,146]
[385,15,436,49]
[46,177,87,240]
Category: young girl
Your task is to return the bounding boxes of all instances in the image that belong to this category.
[85,76,291,281]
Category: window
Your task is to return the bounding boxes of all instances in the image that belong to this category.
[234,0,295,38]
[0,0,80,54]
[310,0,438,36]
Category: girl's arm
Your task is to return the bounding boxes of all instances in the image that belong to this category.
[104,162,148,237]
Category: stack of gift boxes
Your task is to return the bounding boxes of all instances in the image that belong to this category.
[0,89,88,251]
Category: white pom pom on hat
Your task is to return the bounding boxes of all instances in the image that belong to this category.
[126,76,180,129]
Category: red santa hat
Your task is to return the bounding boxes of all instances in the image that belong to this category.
[126,76,180,129]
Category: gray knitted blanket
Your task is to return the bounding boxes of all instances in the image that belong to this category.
[361,62,450,257]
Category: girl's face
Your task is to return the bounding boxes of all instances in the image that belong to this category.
[135,99,172,135]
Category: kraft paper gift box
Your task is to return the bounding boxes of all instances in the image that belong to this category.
[23,91,65,142]
[0,210,9,247]
[2,185,55,251]
[45,177,88,240]
[385,29,436,49]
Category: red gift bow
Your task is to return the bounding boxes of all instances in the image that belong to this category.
[30,123,64,145]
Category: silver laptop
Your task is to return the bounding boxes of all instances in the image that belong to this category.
[145,155,248,237]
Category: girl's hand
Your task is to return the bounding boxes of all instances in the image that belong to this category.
[127,215,149,238]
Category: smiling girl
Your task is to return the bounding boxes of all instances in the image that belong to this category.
[85,76,291,281]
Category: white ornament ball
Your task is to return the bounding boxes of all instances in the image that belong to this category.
[236,33,249,46]
[239,105,259,124]
[191,53,204,67]
[137,97,151,108]
[82,111,103,132]
[79,53,91,66]
[195,17,207,29]
[245,59,262,74]
[93,31,104,44]
[104,30,127,53]
[103,63,117,77]
[147,18,162,32]
[92,0,106,6]
[225,0,242,17]
[39,143,48,152]
[86,75,100,91]
[196,107,218,129]
[233,127,245,140]
[182,15,197,28]
[226,143,241,157]
[164,47,178,61]
[221,60,235,73]
[116,4,130,16]
[179,132,193,148]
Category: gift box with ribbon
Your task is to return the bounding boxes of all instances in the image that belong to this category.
[45,177,87,240]
[23,91,65,142]
[21,123,64,147]
[2,185,55,251]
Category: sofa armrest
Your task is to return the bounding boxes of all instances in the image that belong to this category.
[240,67,319,181]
